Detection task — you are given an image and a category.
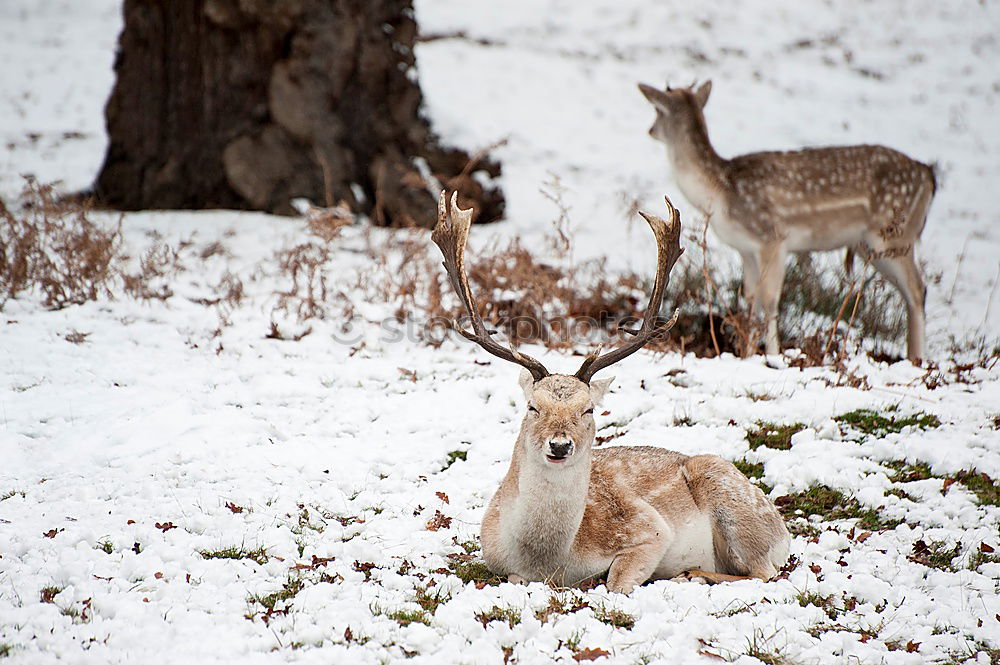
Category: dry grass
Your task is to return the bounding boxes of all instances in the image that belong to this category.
[5,179,977,370]
[1,179,121,309]
[1,178,192,310]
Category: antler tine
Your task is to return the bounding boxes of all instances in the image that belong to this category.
[432,191,550,381]
[575,196,684,383]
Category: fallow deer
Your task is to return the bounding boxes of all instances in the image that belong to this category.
[432,191,790,592]
[639,81,935,361]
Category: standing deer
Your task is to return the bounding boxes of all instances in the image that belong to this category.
[639,81,935,361]
[432,191,790,592]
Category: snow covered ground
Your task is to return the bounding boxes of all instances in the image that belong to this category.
[1,1,999,663]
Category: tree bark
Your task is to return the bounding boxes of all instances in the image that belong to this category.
[93,0,504,227]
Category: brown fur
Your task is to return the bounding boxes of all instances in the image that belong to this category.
[481,374,790,592]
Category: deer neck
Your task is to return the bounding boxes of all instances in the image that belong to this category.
[501,430,591,576]
[664,114,728,216]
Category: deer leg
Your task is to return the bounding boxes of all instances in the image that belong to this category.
[754,244,787,356]
[606,544,664,593]
[678,569,750,584]
[870,252,926,362]
[740,250,761,308]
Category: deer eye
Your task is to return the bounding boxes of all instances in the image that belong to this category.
[583,408,594,415]
[527,405,539,414]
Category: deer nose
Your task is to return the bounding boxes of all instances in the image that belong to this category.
[547,438,574,459]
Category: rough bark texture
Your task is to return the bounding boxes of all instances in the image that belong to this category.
[93,0,504,226]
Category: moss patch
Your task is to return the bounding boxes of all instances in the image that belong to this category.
[446,556,505,587]
[746,422,806,451]
[475,605,521,628]
[835,407,940,438]
[593,604,636,629]
[199,545,269,565]
[774,486,901,531]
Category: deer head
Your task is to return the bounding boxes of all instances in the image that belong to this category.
[513,372,614,467]
[432,191,684,467]
[638,81,712,144]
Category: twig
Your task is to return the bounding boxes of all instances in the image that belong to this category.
[982,261,1000,329]
[458,137,509,180]
[699,216,721,357]
[946,234,972,304]
[823,267,859,358]
[843,256,873,357]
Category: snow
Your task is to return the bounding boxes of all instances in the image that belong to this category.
[1,1,999,664]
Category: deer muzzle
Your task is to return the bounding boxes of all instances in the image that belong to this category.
[546,438,574,463]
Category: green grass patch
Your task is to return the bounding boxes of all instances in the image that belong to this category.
[886,487,917,502]
[884,460,933,483]
[741,629,792,665]
[774,486,901,531]
[733,459,763,479]
[199,545,268,565]
[251,576,304,611]
[385,608,431,627]
[414,585,451,614]
[835,407,940,438]
[796,591,840,620]
[954,470,999,506]
[0,643,12,658]
[0,490,24,502]
[39,585,63,604]
[446,556,505,587]
[732,458,774,493]
[885,463,998,506]
[452,537,481,555]
[97,540,114,554]
[968,547,1000,571]
[593,604,636,629]
[441,449,467,471]
[535,592,590,623]
[475,605,521,628]
[909,540,961,571]
[746,422,806,451]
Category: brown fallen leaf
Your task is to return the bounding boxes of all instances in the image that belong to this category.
[697,650,726,661]
[425,510,452,531]
[435,491,450,504]
[155,522,177,532]
[573,647,610,662]
[981,542,995,553]
[42,528,60,538]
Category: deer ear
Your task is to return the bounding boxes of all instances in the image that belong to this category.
[518,368,536,401]
[694,80,712,108]
[638,82,668,108]
[589,376,615,405]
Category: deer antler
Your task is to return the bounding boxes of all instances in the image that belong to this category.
[574,196,684,383]
[432,191,550,381]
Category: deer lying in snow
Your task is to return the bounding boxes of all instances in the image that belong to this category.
[639,80,935,362]
[432,191,790,592]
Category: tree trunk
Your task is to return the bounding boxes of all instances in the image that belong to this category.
[93,0,504,227]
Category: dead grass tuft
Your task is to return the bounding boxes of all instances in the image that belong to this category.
[1,179,121,309]
[1,178,192,310]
